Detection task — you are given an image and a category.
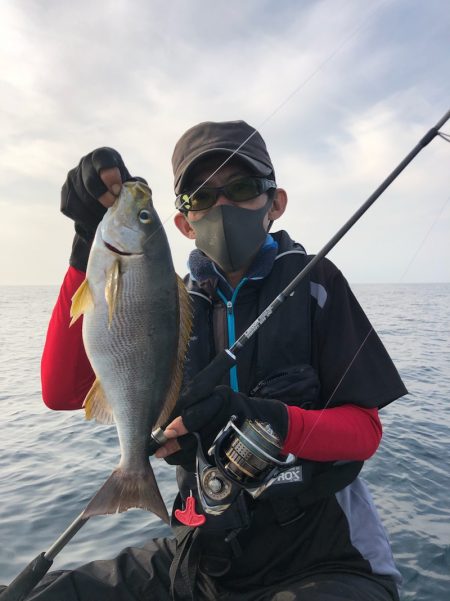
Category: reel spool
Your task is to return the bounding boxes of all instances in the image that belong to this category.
[197,417,296,514]
[222,419,283,483]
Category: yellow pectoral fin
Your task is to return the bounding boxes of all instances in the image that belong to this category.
[70,279,94,326]
[83,378,115,425]
[105,260,121,326]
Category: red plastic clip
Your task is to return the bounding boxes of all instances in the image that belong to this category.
[175,494,206,527]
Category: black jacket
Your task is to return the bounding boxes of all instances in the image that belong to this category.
[171,231,405,590]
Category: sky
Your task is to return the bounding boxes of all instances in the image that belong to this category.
[0,0,449,285]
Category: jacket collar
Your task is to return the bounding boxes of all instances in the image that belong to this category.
[187,231,307,300]
[188,234,279,294]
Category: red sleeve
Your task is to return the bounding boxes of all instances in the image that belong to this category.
[41,266,95,410]
[282,404,382,461]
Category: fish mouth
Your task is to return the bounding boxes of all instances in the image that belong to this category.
[104,241,135,256]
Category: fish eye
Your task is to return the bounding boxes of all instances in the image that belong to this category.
[138,209,151,224]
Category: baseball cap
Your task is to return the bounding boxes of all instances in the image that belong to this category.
[172,120,275,194]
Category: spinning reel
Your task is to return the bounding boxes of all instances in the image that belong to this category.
[196,416,296,515]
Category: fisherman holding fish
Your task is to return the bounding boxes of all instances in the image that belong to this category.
[34,121,407,600]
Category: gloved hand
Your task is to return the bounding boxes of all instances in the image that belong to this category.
[61,147,140,271]
[160,385,288,468]
[183,385,288,441]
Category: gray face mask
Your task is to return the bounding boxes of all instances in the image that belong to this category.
[189,201,270,273]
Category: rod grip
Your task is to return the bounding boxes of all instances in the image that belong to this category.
[180,349,237,404]
[0,553,53,601]
[148,349,236,455]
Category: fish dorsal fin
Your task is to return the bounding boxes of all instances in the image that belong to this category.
[105,260,121,326]
[83,378,115,425]
[70,279,93,326]
[155,275,193,427]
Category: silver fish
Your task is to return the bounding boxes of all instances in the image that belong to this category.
[70,181,192,523]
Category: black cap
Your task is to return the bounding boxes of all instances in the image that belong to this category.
[172,120,275,194]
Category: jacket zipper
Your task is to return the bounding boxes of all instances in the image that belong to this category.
[217,278,248,391]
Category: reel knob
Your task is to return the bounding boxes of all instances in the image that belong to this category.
[201,467,233,501]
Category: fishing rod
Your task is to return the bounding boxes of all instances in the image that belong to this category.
[1,108,449,601]
[151,107,450,443]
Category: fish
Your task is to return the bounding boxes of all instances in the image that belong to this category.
[70,180,192,524]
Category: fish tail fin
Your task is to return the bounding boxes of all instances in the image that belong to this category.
[82,464,169,524]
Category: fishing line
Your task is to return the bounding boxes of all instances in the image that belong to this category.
[295,190,450,454]
[398,194,450,282]
[174,0,443,219]
[142,0,390,244]
[176,0,391,209]
[293,326,376,457]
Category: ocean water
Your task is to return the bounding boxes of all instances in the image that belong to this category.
[0,283,449,600]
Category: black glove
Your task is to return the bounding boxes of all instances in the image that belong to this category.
[61,147,132,271]
[183,385,288,440]
[164,386,288,469]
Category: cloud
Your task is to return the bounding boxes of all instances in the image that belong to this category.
[0,0,449,284]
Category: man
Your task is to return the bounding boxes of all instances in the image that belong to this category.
[35,120,406,600]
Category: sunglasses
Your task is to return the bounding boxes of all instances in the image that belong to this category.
[175,176,276,213]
